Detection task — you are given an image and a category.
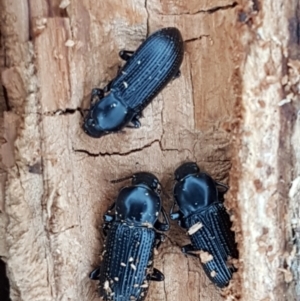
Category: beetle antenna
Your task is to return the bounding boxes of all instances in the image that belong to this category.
[215,181,229,193]
[78,108,89,118]
[111,175,133,184]
[158,184,170,200]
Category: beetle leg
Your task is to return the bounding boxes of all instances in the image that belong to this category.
[181,244,199,258]
[147,268,165,281]
[170,211,181,220]
[102,217,114,236]
[126,115,141,128]
[153,220,167,232]
[170,200,183,220]
[154,233,165,250]
[104,201,116,214]
[90,88,105,105]
[215,181,228,202]
[154,206,169,232]
[117,65,122,75]
[215,181,229,193]
[173,69,181,79]
[102,224,110,236]
[103,80,113,93]
[103,203,116,223]
[119,50,134,61]
[103,214,114,223]
[102,202,115,235]
[89,267,100,280]
[90,81,112,104]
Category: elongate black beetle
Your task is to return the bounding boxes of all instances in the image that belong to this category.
[90,172,169,300]
[170,162,238,288]
[83,27,184,138]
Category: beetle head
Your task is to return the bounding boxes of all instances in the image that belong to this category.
[83,94,131,138]
[174,162,199,181]
[132,172,160,192]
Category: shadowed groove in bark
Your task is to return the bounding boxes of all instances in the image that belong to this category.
[0,259,10,301]
[73,139,195,156]
[72,139,161,157]
[145,0,150,36]
[252,0,260,12]
[1,86,9,112]
[156,2,238,15]
[185,35,210,43]
[45,108,84,116]
[288,0,300,59]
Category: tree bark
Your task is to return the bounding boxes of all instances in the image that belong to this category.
[0,0,299,301]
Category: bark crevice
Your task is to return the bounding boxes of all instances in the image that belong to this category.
[156,2,238,16]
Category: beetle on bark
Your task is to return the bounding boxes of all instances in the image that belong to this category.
[170,162,238,288]
[83,27,184,138]
[90,172,169,301]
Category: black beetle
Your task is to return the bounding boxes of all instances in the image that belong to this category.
[83,27,184,138]
[90,172,169,300]
[170,162,238,288]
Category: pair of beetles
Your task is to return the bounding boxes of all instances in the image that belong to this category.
[82,28,238,300]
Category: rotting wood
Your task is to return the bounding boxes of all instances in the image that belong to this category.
[0,0,299,301]
[227,1,300,300]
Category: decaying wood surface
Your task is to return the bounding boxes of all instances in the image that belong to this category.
[228,1,300,300]
[0,0,299,301]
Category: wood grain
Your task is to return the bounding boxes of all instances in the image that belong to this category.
[0,0,299,301]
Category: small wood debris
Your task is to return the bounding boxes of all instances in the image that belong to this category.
[210,270,217,277]
[187,222,203,235]
[140,282,148,288]
[114,277,119,282]
[199,251,214,263]
[59,0,70,9]
[120,262,126,267]
[142,222,153,228]
[104,280,112,293]
[130,263,137,270]
[278,268,293,283]
[278,97,292,106]
[65,40,75,47]
[35,18,47,31]
[226,256,239,268]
